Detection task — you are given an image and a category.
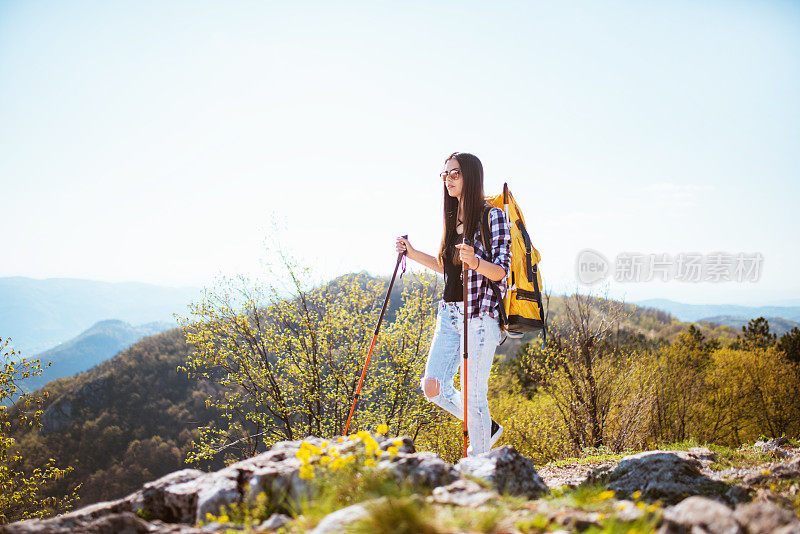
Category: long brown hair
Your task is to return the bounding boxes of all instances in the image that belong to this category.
[437,152,486,266]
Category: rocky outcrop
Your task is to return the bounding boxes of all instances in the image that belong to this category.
[427,479,498,507]
[3,433,499,533]
[456,445,549,499]
[657,496,800,534]
[40,375,114,435]
[589,449,727,504]
[4,436,799,533]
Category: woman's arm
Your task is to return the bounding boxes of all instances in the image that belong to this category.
[454,207,511,283]
[455,244,506,281]
[396,237,444,274]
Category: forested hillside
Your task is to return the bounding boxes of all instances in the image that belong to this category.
[8,328,227,507]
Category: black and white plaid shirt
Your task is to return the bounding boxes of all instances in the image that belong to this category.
[464,205,512,319]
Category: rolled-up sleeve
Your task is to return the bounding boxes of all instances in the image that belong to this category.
[489,207,512,286]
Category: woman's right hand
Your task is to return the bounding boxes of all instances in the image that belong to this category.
[396,236,413,256]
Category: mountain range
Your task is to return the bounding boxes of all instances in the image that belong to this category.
[633,298,800,334]
[0,276,200,355]
[7,319,174,403]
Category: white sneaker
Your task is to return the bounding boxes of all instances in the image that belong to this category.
[467,419,504,455]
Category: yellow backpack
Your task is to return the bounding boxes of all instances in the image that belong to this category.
[481,183,546,340]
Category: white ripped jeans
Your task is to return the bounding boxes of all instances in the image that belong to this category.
[420,300,501,456]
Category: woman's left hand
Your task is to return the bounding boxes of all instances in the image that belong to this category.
[455,243,479,270]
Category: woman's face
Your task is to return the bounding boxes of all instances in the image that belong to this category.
[443,158,463,199]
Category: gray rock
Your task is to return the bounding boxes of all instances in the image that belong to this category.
[166,468,242,524]
[724,485,752,505]
[377,450,458,489]
[378,434,415,454]
[755,437,791,459]
[614,500,644,522]
[0,495,141,533]
[658,496,741,534]
[308,502,370,534]
[687,447,717,463]
[139,469,207,523]
[427,479,497,507]
[244,457,309,515]
[199,522,243,532]
[456,445,549,499]
[733,501,800,534]
[258,513,291,530]
[598,450,726,503]
[0,511,204,533]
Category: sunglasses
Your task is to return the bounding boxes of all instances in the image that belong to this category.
[439,169,462,181]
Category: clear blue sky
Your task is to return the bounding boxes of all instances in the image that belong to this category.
[1,0,798,305]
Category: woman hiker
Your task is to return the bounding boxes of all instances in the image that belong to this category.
[396,151,512,456]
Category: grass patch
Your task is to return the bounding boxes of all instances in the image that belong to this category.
[347,496,442,534]
[287,461,421,532]
[706,444,774,471]
[539,449,634,469]
[544,482,618,512]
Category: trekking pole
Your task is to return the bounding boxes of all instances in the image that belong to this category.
[343,235,407,436]
[462,237,469,458]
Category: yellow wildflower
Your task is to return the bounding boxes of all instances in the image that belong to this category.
[365,458,375,466]
[364,437,379,455]
[636,501,646,510]
[295,449,311,462]
[329,447,339,457]
[761,469,771,476]
[299,464,315,480]
[597,490,615,501]
[376,424,389,434]
[387,446,399,456]
[632,490,642,500]
[321,441,329,448]
[392,439,404,448]
[374,449,384,457]
[337,437,345,443]
[319,456,331,465]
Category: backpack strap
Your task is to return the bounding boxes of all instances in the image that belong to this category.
[480,205,508,328]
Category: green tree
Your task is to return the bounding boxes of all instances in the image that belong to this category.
[528,293,655,452]
[650,325,718,443]
[699,346,800,444]
[177,252,440,466]
[0,338,78,524]
[733,317,777,349]
[777,326,800,365]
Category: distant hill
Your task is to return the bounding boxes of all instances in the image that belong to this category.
[0,277,200,354]
[634,298,800,324]
[7,319,174,401]
[697,315,800,337]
